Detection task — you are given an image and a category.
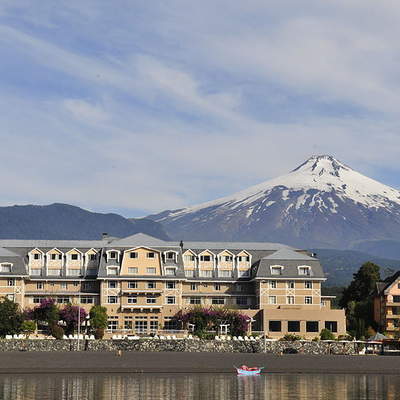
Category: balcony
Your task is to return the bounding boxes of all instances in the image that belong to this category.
[121,288,163,294]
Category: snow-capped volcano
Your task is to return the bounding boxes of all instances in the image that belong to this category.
[148,155,400,250]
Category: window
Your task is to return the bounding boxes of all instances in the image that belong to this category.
[199,270,213,277]
[0,263,12,273]
[107,267,118,276]
[33,253,41,260]
[398,283,400,289]
[89,254,96,261]
[8,279,15,287]
[36,282,44,290]
[57,297,70,304]
[164,317,177,330]
[109,251,118,259]
[135,318,148,334]
[269,320,281,332]
[166,252,175,260]
[224,256,233,262]
[325,321,338,333]
[130,252,138,259]
[185,270,194,277]
[147,252,155,259]
[269,281,277,289]
[68,269,80,276]
[48,269,61,276]
[31,269,42,276]
[287,296,295,305]
[147,295,156,304]
[238,269,250,277]
[298,266,310,276]
[271,266,282,275]
[147,281,156,289]
[61,282,67,289]
[190,283,197,291]
[146,267,156,274]
[50,254,58,260]
[108,296,118,304]
[167,296,176,304]
[86,268,97,276]
[127,295,137,304]
[128,281,138,289]
[219,270,232,278]
[189,297,201,305]
[149,318,158,333]
[81,297,94,304]
[305,296,313,304]
[108,281,117,288]
[124,318,133,330]
[212,298,225,305]
[306,321,319,332]
[165,268,175,276]
[236,283,244,292]
[128,267,138,274]
[70,254,79,260]
[236,297,248,306]
[237,255,250,263]
[214,284,221,291]
[33,297,43,304]
[83,281,93,290]
[108,320,118,331]
[305,281,313,289]
[200,255,211,262]
[287,281,295,289]
[184,254,195,262]
[288,321,300,332]
[393,296,400,303]
[166,281,176,289]
[268,296,277,304]
[73,282,79,287]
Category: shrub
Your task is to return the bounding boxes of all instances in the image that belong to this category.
[21,320,36,338]
[280,334,302,341]
[338,334,354,341]
[320,328,335,340]
[89,306,108,331]
[0,298,23,337]
[51,325,64,340]
[59,305,87,335]
[94,328,105,339]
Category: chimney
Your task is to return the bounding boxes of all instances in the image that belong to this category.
[102,233,109,240]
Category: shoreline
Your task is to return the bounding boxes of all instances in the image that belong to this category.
[0,352,399,375]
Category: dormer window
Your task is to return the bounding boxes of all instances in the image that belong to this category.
[71,254,79,261]
[0,263,12,273]
[271,266,283,275]
[200,255,211,262]
[298,266,311,276]
[224,256,233,262]
[237,256,250,262]
[166,252,175,260]
[130,252,138,259]
[109,251,118,259]
[33,253,41,260]
[184,254,195,262]
[89,254,96,261]
[147,252,155,259]
[50,254,62,260]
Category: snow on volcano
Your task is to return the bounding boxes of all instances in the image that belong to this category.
[147,155,400,249]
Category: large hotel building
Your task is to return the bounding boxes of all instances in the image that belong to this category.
[0,233,346,338]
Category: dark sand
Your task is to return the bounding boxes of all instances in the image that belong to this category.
[0,352,399,374]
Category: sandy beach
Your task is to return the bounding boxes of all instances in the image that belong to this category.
[0,352,399,375]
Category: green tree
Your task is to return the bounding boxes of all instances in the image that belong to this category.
[89,306,108,338]
[320,328,335,340]
[340,262,380,307]
[339,262,381,338]
[0,298,23,337]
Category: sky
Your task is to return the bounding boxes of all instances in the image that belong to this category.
[1,1,400,218]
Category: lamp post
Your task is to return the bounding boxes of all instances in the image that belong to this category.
[77,291,81,351]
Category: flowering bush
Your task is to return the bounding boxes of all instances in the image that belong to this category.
[174,307,249,336]
[59,305,87,335]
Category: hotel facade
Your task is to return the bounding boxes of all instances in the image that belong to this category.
[0,233,346,338]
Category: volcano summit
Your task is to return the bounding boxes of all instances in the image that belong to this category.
[148,155,400,252]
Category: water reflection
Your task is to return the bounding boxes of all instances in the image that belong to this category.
[0,373,399,400]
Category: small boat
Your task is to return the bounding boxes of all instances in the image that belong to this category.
[235,365,264,375]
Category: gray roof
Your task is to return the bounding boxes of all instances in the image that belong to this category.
[107,233,173,248]
[0,240,105,248]
[261,248,316,261]
[0,255,27,276]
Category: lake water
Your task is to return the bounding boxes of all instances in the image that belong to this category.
[0,373,398,400]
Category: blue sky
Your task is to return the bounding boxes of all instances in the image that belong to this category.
[1,1,400,217]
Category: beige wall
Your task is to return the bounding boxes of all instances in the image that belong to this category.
[120,247,162,275]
